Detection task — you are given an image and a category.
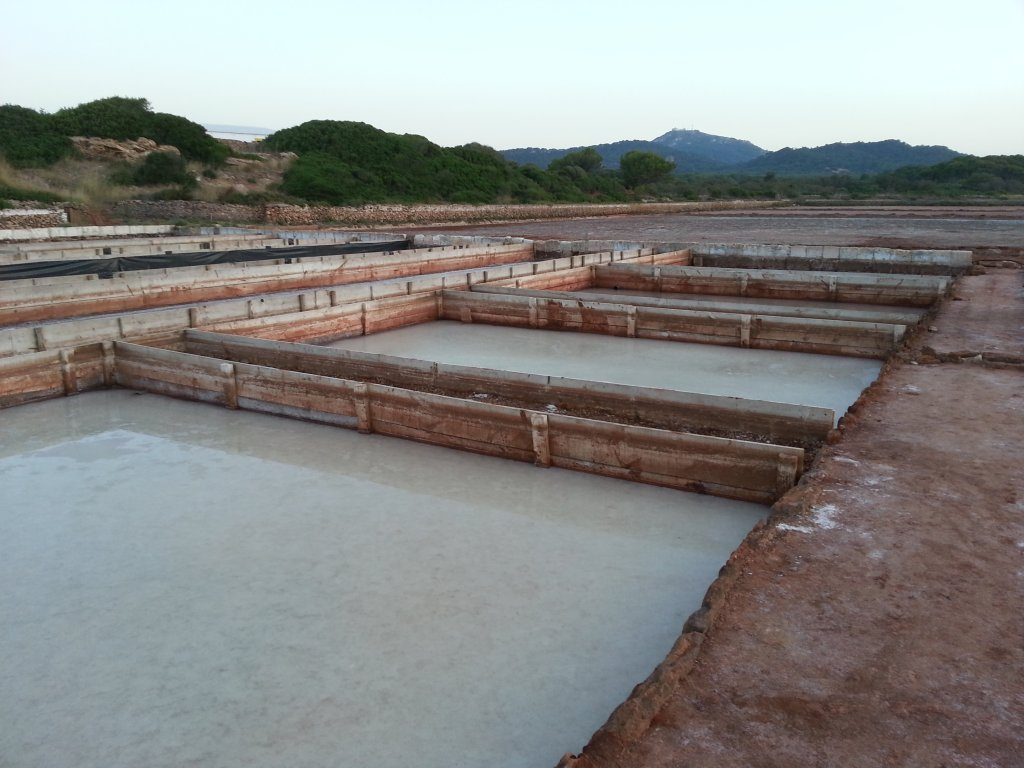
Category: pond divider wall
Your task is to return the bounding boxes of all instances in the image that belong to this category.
[594,264,950,306]
[470,285,924,325]
[438,290,905,358]
[109,341,803,503]
[689,243,973,275]
[183,329,834,443]
[0,242,537,324]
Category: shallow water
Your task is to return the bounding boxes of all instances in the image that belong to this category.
[0,391,764,768]
[328,320,881,422]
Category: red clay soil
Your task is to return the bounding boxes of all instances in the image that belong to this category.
[922,270,1024,363]
[563,270,1024,768]
[695,205,1024,220]
[425,209,1024,250]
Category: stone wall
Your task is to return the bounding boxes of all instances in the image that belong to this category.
[111,200,262,224]
[111,199,784,227]
[0,203,68,230]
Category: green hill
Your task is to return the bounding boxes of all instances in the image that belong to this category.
[500,140,726,174]
[264,121,629,205]
[651,129,765,165]
[736,140,961,175]
[0,97,229,167]
[874,155,1024,195]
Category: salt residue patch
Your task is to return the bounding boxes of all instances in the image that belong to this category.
[813,504,840,530]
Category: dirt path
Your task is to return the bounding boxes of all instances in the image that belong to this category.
[564,270,1024,768]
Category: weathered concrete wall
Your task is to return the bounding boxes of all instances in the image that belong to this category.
[0,248,653,357]
[690,243,973,275]
[0,224,174,242]
[110,341,803,503]
[184,330,834,443]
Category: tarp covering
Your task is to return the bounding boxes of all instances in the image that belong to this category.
[0,240,410,280]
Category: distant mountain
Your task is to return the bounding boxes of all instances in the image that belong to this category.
[501,140,726,174]
[736,140,963,176]
[652,129,765,165]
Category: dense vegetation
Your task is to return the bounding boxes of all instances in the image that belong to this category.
[0,97,229,167]
[634,155,1024,201]
[502,137,964,177]
[503,139,726,174]
[738,140,962,176]
[620,151,676,187]
[0,105,73,167]
[0,98,1019,207]
[109,151,195,188]
[264,121,634,204]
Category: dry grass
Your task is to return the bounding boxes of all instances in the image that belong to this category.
[1,144,295,207]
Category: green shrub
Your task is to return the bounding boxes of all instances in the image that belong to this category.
[2,95,228,168]
[110,151,195,188]
[266,120,627,205]
[0,105,73,167]
[620,151,675,187]
[0,183,64,203]
[149,185,194,200]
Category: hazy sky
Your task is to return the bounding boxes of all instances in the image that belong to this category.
[2,0,1022,155]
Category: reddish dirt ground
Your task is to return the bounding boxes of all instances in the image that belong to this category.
[563,270,1024,768]
[416,209,1024,251]
[696,205,1024,220]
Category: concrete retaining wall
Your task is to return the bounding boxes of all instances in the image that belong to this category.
[595,264,950,307]
[184,330,835,443]
[690,243,973,275]
[0,224,174,242]
[110,341,804,503]
[439,290,905,359]
[0,249,652,357]
[0,243,535,325]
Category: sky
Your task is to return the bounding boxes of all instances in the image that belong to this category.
[2,0,1023,155]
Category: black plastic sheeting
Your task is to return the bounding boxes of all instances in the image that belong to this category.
[0,240,410,281]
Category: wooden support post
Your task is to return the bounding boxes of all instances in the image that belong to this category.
[188,307,199,327]
[528,298,539,328]
[529,412,551,468]
[739,273,749,297]
[101,341,115,387]
[435,291,444,319]
[775,452,800,499]
[828,276,838,300]
[460,306,473,324]
[59,349,77,396]
[740,315,752,348]
[299,293,313,311]
[220,362,238,409]
[354,382,373,434]
[329,289,339,307]
[626,305,638,338]
[33,326,46,352]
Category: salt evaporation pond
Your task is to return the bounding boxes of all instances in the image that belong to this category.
[0,390,764,768]
[328,320,882,422]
